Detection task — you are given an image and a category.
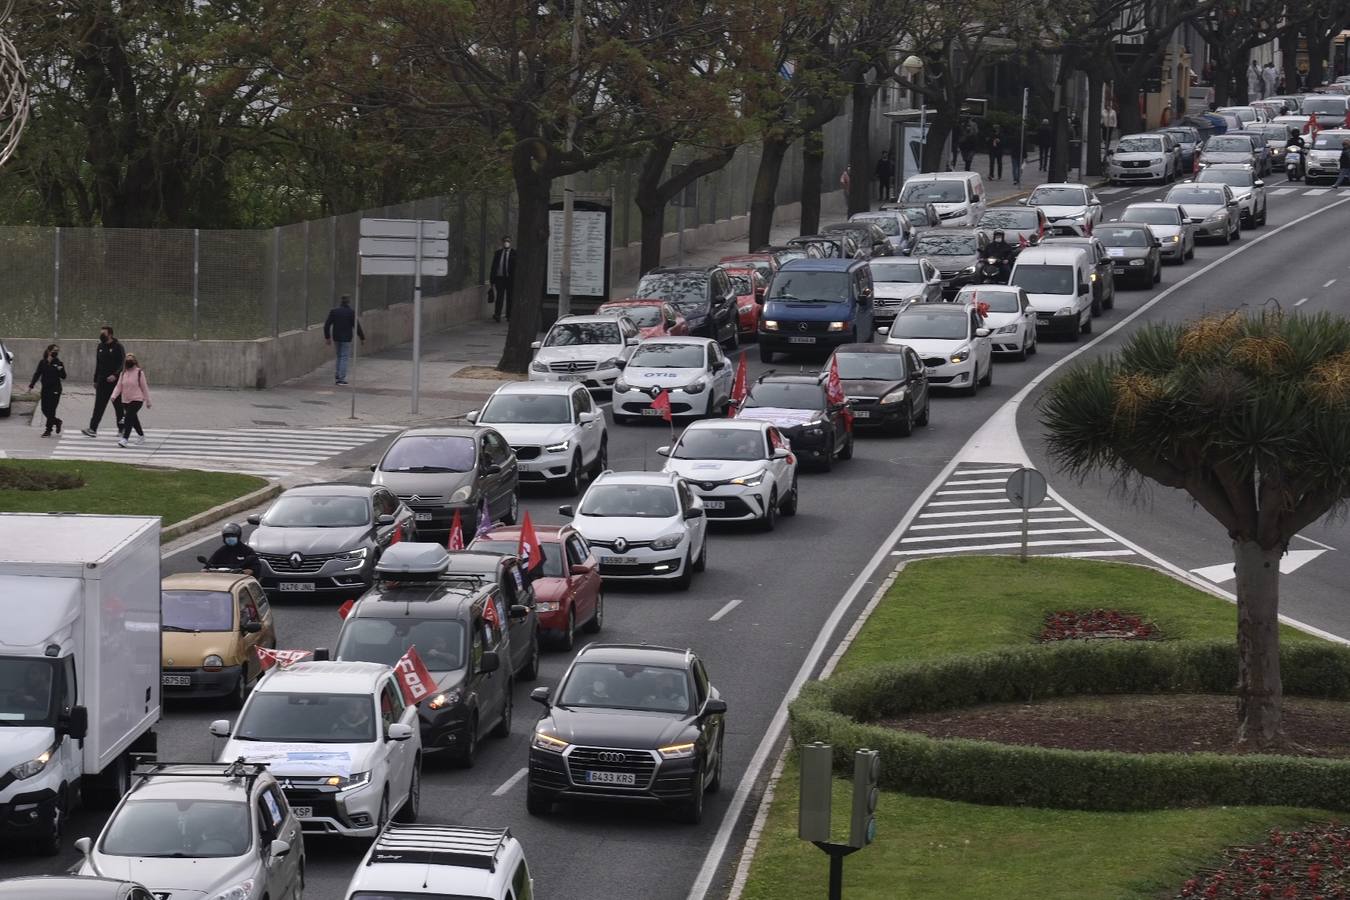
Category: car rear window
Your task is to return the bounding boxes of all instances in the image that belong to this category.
[163,590,234,632]
[1011,265,1075,295]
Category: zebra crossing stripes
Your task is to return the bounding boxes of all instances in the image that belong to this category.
[891,462,1136,560]
[1304,188,1331,196]
[1271,188,1298,196]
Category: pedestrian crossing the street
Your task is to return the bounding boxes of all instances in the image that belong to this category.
[892,462,1136,561]
[50,425,402,478]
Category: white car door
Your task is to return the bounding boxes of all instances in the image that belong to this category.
[377,680,414,811]
[679,481,707,558]
[972,309,993,375]
[765,427,791,488]
[572,387,601,465]
[710,344,733,404]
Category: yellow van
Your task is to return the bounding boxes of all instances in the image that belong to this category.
[160,572,276,707]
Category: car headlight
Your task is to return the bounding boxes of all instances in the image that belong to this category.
[880,388,908,404]
[960,265,977,274]
[8,744,56,781]
[537,600,560,612]
[532,731,569,753]
[651,532,685,550]
[450,485,473,503]
[730,470,767,486]
[205,881,256,900]
[1128,259,1146,266]
[0,373,6,386]
[684,380,707,394]
[323,771,372,791]
[949,347,970,364]
[614,379,631,393]
[658,742,697,759]
[544,439,570,453]
[1204,212,1225,222]
[1151,157,1165,165]
[762,320,779,331]
[1090,271,1098,282]
[203,654,224,671]
[1057,306,1076,316]
[1170,235,1180,243]
[827,321,848,332]
[594,357,619,370]
[531,361,548,373]
[337,546,369,561]
[427,689,461,710]
[995,323,1019,334]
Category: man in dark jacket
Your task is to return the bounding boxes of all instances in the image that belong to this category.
[489,236,515,322]
[323,295,365,385]
[1334,139,1350,188]
[873,152,895,201]
[81,325,124,437]
[206,523,260,575]
[1037,119,1053,170]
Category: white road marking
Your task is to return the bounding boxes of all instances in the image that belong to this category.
[1295,533,1338,551]
[491,767,529,797]
[899,527,1096,544]
[1096,187,1128,194]
[708,599,742,622]
[952,467,1020,475]
[944,477,1010,486]
[891,537,1117,556]
[1271,188,1298,195]
[919,505,1064,518]
[1305,188,1331,195]
[1325,279,1338,288]
[909,516,1080,530]
[1191,548,1328,584]
[1296,297,1310,306]
[928,498,1030,507]
[934,487,1006,496]
[1042,549,1138,558]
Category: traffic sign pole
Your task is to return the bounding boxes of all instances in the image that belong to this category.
[412,218,423,415]
[1004,467,1048,564]
[1020,468,1031,562]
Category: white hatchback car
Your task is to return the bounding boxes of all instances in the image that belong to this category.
[343,824,532,900]
[954,285,1038,360]
[210,661,422,839]
[613,337,734,423]
[560,471,708,590]
[1023,183,1103,236]
[0,341,13,418]
[884,301,993,395]
[659,418,799,531]
[469,381,608,494]
[529,315,641,392]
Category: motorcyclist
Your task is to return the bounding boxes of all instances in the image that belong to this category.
[206,523,260,576]
[984,230,1016,281]
[1286,127,1307,178]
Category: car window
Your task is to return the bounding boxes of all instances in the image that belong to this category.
[470,614,484,671]
[485,431,512,465]
[566,535,588,566]
[257,794,279,844]
[238,588,259,626]
[570,389,586,421]
[678,480,696,511]
[706,344,717,369]
[693,660,710,705]
[514,858,533,900]
[380,679,404,730]
[376,490,399,516]
[544,321,622,346]
[249,583,270,619]
[60,654,76,715]
[265,785,289,825]
[664,305,678,326]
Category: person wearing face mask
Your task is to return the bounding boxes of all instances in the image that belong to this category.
[206,523,259,575]
[28,343,67,437]
[110,353,151,448]
[490,236,515,322]
[82,324,125,437]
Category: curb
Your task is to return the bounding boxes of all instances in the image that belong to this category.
[160,480,283,544]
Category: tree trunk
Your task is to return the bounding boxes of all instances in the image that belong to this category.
[1114,81,1143,134]
[1086,69,1104,177]
[1212,52,1238,106]
[921,116,954,175]
[748,136,790,251]
[634,139,674,275]
[1282,27,1300,95]
[497,146,553,373]
[1233,539,1284,748]
[1050,108,1070,184]
[847,81,876,215]
[801,128,824,236]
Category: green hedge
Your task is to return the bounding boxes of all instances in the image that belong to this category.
[789,640,1350,812]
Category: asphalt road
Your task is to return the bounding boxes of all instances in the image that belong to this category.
[7,175,1348,898]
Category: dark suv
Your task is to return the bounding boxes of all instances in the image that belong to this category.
[634,266,739,349]
[526,643,727,824]
[332,543,521,766]
[443,550,540,681]
[736,373,853,470]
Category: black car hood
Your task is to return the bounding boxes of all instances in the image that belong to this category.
[929,253,978,270]
[542,705,697,748]
[840,378,904,398]
[250,524,372,555]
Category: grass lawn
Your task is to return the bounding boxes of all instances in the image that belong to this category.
[738,556,1333,899]
[0,459,265,527]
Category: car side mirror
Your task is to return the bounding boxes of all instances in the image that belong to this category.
[877,326,890,335]
[247,515,261,526]
[376,514,396,526]
[479,650,500,674]
[242,621,263,634]
[656,445,671,457]
[702,698,728,716]
[975,327,991,337]
[197,555,209,565]
[579,411,598,423]
[531,686,551,706]
[482,463,502,475]
[269,839,292,859]
[530,340,542,350]
[684,507,705,519]
[61,705,89,740]
[1254,179,1265,187]
[569,564,591,576]
[509,604,530,620]
[368,463,377,472]
[387,722,414,741]
[209,719,232,738]
[558,504,575,516]
[74,837,93,858]
[772,447,791,460]
[466,410,479,424]
[1227,200,1238,208]
[1017,198,1028,205]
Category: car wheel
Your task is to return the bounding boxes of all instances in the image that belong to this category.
[492,687,513,738]
[33,787,63,856]
[1082,312,1092,335]
[563,453,583,496]
[0,405,9,418]
[674,551,694,591]
[677,765,705,825]
[1153,261,1162,284]
[781,475,799,516]
[583,592,604,634]
[896,402,915,435]
[614,413,633,425]
[818,439,835,470]
[503,493,519,525]
[708,735,725,794]
[759,345,774,364]
[520,632,540,681]
[376,791,390,831]
[726,325,740,352]
[557,607,576,651]
[838,431,854,460]
[760,489,778,532]
[591,436,608,477]
[454,716,478,768]
[526,784,553,816]
[1090,294,1102,316]
[1258,205,1267,226]
[1186,241,1195,260]
[1013,334,1028,362]
[393,761,420,823]
[693,537,707,572]
[979,360,993,387]
[917,397,932,423]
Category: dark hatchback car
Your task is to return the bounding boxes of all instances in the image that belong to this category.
[735,373,853,470]
[822,221,889,258]
[635,266,739,348]
[787,233,859,259]
[246,483,417,601]
[526,643,727,824]
[443,550,541,681]
[906,229,988,296]
[826,343,930,436]
[1095,223,1162,288]
[886,202,941,229]
[333,543,516,766]
[764,243,825,267]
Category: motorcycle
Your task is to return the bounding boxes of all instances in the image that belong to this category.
[979,256,1010,284]
[1285,146,1303,182]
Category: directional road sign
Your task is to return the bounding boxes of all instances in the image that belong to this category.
[360,256,448,277]
[359,237,449,259]
[360,218,450,240]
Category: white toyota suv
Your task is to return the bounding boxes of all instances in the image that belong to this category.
[659,418,799,531]
[210,660,422,839]
[613,337,734,423]
[884,300,993,396]
[560,471,708,590]
[469,381,608,495]
[343,824,532,900]
[529,315,640,392]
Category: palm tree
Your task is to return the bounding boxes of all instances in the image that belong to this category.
[1040,310,1350,748]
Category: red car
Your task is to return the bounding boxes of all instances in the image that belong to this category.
[719,252,780,284]
[472,524,603,650]
[595,298,688,338]
[722,266,766,336]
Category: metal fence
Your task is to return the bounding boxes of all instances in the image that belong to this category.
[0,110,879,341]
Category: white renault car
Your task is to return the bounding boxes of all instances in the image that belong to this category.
[612,336,734,423]
[469,381,608,495]
[659,418,799,531]
[210,661,422,839]
[884,300,992,395]
[953,285,1038,360]
[0,341,13,418]
[560,471,707,590]
[528,314,641,392]
[1023,183,1103,236]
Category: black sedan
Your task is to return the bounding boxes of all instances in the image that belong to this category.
[527,643,727,824]
[735,373,853,470]
[827,343,931,436]
[906,229,988,296]
[1095,223,1162,288]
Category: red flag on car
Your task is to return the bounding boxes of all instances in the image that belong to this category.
[1018,233,1029,249]
[447,509,465,551]
[390,522,402,545]
[825,354,853,431]
[728,353,749,416]
[337,599,354,620]
[516,511,543,571]
[650,389,673,423]
[393,646,438,705]
[255,647,313,672]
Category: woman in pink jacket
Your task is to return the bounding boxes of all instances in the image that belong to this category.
[110,353,151,447]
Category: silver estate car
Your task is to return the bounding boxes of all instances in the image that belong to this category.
[1193,164,1267,226]
[1117,203,1196,263]
[1161,184,1241,244]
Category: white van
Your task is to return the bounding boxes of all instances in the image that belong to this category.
[894,172,987,227]
[1008,246,1094,341]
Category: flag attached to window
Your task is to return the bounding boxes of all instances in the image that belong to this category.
[256,647,313,672]
[393,646,438,705]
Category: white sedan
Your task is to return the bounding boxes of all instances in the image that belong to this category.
[660,419,799,530]
[529,315,640,392]
[954,285,1038,360]
[612,337,734,422]
[884,301,992,395]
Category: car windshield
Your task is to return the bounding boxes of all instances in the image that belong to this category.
[1011,265,1076,294]
[673,428,766,461]
[1098,227,1150,247]
[957,289,1021,312]
[336,618,467,672]
[978,209,1039,229]
[769,271,850,303]
[557,662,692,713]
[162,590,234,632]
[544,321,621,346]
[262,495,370,528]
[1166,188,1225,205]
[1029,187,1086,205]
[636,273,708,312]
[869,261,925,283]
[100,799,250,858]
[789,238,843,257]
[726,273,753,295]
[1302,98,1346,115]
[1116,137,1163,153]
[1122,206,1181,225]
[912,234,977,256]
[773,249,810,264]
[744,382,824,410]
[1161,130,1196,144]
[579,484,679,518]
[898,207,931,225]
[480,393,571,425]
[1220,108,1256,122]
[898,181,965,203]
[889,310,969,340]
[0,658,56,725]
[852,215,901,235]
[471,540,564,577]
[1196,169,1252,188]
[629,343,706,369]
[1205,137,1251,152]
[598,304,661,327]
[833,352,907,380]
[1313,134,1350,149]
[234,692,375,742]
[379,435,476,473]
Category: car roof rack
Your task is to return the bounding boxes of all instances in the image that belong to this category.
[368,823,511,873]
[132,757,269,787]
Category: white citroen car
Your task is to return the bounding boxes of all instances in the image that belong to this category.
[560,471,707,590]
[210,661,422,839]
[0,341,13,418]
[1024,183,1103,236]
[884,301,992,395]
[659,418,799,531]
[469,381,608,494]
[954,285,1038,360]
[613,336,734,423]
[528,315,640,392]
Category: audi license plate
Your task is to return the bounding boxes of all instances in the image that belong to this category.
[703,500,726,510]
[414,512,433,521]
[278,582,315,592]
[161,675,190,686]
[601,556,638,565]
[586,771,636,786]
[788,336,816,344]
[291,806,313,818]
[852,410,871,419]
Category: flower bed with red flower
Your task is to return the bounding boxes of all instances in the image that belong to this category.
[1040,608,1160,642]
[1177,823,1350,898]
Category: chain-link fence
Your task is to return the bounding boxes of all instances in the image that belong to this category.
[0,110,878,341]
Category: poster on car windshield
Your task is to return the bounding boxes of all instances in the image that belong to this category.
[242,748,354,776]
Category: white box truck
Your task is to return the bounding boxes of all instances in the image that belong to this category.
[0,513,161,855]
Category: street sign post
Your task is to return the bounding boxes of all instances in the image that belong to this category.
[1005,467,1048,563]
[798,742,879,900]
[358,217,450,414]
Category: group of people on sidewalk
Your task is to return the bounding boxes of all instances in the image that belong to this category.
[27,325,152,446]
